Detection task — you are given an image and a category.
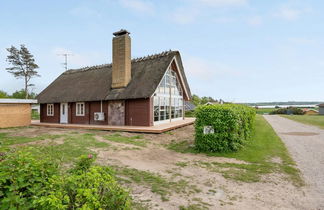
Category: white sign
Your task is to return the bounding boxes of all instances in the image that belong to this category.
[203,126,214,134]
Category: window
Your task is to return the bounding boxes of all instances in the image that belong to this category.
[76,102,85,116]
[153,68,184,123]
[47,104,54,116]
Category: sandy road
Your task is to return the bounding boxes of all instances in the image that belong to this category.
[264,115,324,208]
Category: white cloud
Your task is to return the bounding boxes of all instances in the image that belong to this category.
[247,16,262,26]
[274,7,301,21]
[184,56,241,81]
[171,8,200,24]
[197,0,248,7]
[119,0,154,14]
[274,5,312,21]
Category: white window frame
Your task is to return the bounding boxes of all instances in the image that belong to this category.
[76,102,85,116]
[152,67,184,125]
[47,104,54,116]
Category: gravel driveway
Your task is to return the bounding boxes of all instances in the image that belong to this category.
[264,115,324,208]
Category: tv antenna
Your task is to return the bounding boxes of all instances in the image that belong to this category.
[57,53,73,71]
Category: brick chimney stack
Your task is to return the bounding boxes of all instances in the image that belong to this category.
[112,29,131,89]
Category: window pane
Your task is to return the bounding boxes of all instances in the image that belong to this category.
[154,97,159,121]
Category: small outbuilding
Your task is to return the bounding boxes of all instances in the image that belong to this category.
[302,108,319,115]
[319,104,324,115]
[0,99,37,128]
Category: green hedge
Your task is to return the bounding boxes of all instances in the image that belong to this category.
[0,152,131,209]
[195,104,256,152]
[269,107,304,115]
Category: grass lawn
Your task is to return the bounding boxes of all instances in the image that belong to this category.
[282,115,324,129]
[31,110,40,120]
[167,115,303,186]
[255,108,276,114]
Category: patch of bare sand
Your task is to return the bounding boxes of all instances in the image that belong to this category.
[5,126,96,137]
[10,137,65,147]
[93,131,314,210]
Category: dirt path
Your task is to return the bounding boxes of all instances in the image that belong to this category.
[2,125,317,209]
[264,115,324,208]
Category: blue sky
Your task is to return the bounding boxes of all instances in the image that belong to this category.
[0,0,323,102]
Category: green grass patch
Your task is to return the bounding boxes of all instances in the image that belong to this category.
[19,133,110,164]
[282,115,324,129]
[167,115,303,186]
[167,140,196,153]
[194,161,273,183]
[112,166,200,201]
[0,132,62,147]
[103,133,147,147]
[179,203,208,210]
[175,161,189,167]
[255,108,276,115]
[31,110,40,120]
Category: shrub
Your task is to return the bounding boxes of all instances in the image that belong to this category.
[36,166,131,210]
[36,154,131,210]
[0,151,131,210]
[270,107,304,115]
[0,151,59,209]
[185,110,195,117]
[194,104,256,152]
[70,154,95,174]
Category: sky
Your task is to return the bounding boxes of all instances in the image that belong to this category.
[0,0,323,103]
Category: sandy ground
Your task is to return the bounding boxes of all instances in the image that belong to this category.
[264,115,324,209]
[1,125,320,209]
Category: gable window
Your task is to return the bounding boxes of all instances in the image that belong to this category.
[76,102,85,116]
[47,104,54,116]
[153,67,184,124]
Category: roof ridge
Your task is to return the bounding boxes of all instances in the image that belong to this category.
[64,50,176,75]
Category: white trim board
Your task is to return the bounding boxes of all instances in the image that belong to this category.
[0,99,38,104]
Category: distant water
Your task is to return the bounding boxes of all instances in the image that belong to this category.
[255,105,317,108]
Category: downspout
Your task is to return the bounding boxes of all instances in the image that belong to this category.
[169,77,172,123]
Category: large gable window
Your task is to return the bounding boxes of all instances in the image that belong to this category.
[47,104,54,116]
[153,68,183,124]
[76,102,85,116]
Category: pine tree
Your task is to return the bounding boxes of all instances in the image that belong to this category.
[6,45,40,99]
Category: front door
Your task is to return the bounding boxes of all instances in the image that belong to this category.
[60,103,68,123]
[108,101,125,126]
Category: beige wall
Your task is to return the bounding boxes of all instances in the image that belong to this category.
[0,103,31,128]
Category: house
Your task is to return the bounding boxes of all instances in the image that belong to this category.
[0,99,37,128]
[184,101,196,111]
[302,108,318,115]
[37,30,191,126]
[318,104,324,115]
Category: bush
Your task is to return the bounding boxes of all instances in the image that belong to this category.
[0,151,59,209]
[36,167,131,209]
[36,154,131,210]
[0,151,131,210]
[194,104,256,152]
[185,110,195,117]
[270,107,304,115]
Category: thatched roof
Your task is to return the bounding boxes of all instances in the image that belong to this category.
[37,51,191,103]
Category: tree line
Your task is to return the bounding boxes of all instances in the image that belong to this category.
[191,94,223,106]
[0,89,37,99]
